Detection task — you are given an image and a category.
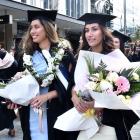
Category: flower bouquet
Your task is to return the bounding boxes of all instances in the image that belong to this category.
[0,70,39,106]
[54,49,140,139]
[74,49,140,112]
[84,56,140,112]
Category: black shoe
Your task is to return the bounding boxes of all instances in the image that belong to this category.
[8,129,15,137]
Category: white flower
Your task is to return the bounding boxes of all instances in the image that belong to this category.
[106,72,119,83]
[55,54,62,60]
[41,81,49,87]
[24,46,65,87]
[89,73,100,82]
[100,80,113,92]
[58,48,65,55]
[93,73,100,78]
[85,81,97,91]
[47,74,54,81]
[23,54,32,66]
[132,72,139,81]
[41,74,54,87]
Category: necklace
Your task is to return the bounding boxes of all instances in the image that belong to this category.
[23,44,65,87]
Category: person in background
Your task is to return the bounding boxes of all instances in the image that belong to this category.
[9,46,16,57]
[59,37,73,53]
[112,30,131,54]
[72,13,139,140]
[74,34,84,59]
[127,41,140,62]
[8,10,78,140]
[0,50,18,137]
[78,35,83,51]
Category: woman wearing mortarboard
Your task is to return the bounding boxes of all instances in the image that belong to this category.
[15,10,78,140]
[112,30,131,54]
[71,13,139,140]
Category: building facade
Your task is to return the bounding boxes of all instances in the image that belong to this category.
[0,0,90,50]
[0,0,114,51]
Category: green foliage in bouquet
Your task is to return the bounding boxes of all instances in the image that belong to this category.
[84,56,108,81]
[0,82,6,88]
[84,56,96,75]
[96,60,108,79]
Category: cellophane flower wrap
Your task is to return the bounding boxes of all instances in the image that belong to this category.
[84,55,140,106]
[74,49,140,112]
[0,70,39,106]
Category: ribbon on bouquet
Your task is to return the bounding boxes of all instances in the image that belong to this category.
[33,107,44,132]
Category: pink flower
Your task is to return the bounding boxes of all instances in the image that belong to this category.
[115,76,130,94]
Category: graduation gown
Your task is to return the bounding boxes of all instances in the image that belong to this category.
[102,109,139,140]
[19,48,78,140]
[47,49,79,140]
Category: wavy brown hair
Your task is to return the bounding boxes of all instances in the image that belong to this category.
[19,19,59,55]
[80,24,115,54]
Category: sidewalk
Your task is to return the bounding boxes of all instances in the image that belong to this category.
[0,118,23,140]
[131,120,140,140]
[0,117,140,140]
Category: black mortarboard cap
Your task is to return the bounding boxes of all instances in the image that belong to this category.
[78,13,116,26]
[27,10,57,22]
[112,30,131,43]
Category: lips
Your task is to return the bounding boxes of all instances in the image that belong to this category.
[32,35,38,39]
[87,38,96,43]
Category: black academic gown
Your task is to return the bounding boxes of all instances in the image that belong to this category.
[0,61,18,130]
[102,109,139,140]
[19,48,78,140]
[47,49,79,140]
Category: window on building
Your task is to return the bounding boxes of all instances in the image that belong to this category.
[66,0,70,16]
[66,0,84,18]
[21,0,26,3]
[44,0,58,9]
[30,0,36,6]
[77,0,84,18]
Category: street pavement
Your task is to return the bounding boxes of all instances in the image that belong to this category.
[131,120,140,140]
[0,118,23,140]
[0,117,140,140]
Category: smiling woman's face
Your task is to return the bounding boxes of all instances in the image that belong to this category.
[85,23,103,48]
[30,19,47,44]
